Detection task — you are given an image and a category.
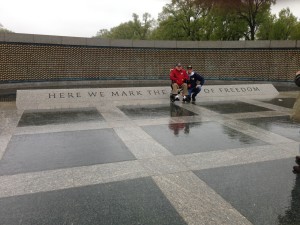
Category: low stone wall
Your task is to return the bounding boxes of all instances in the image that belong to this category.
[1,33,299,83]
[16,84,279,110]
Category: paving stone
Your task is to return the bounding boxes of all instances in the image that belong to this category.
[194,158,300,225]
[142,121,267,155]
[0,129,135,175]
[0,177,187,225]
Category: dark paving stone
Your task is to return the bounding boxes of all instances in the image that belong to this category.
[194,158,300,225]
[118,103,197,119]
[274,84,299,92]
[0,129,135,175]
[196,101,273,114]
[142,121,267,155]
[259,98,296,109]
[0,177,187,225]
[18,108,104,127]
[240,116,300,142]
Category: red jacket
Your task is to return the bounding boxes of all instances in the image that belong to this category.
[170,68,189,86]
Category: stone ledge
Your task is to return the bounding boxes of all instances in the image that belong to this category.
[2,33,299,49]
[16,84,279,110]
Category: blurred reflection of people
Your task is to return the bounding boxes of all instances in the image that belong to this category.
[292,71,300,174]
[277,175,300,224]
[168,103,190,135]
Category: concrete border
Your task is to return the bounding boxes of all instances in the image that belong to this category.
[1,33,299,49]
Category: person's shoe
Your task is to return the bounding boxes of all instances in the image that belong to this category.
[192,93,196,102]
[296,156,300,165]
[186,95,191,103]
[175,95,180,101]
[182,96,187,102]
[170,94,175,102]
[293,165,300,174]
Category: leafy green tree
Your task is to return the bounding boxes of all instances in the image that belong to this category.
[257,8,300,40]
[231,0,276,40]
[0,23,13,33]
[256,11,275,39]
[151,0,209,40]
[272,8,298,40]
[203,3,247,40]
[94,29,110,38]
[153,0,274,41]
[290,23,300,40]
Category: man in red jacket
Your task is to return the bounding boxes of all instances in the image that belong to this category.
[170,63,189,102]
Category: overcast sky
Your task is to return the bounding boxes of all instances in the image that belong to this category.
[0,0,299,38]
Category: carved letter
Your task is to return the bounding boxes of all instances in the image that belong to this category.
[112,92,119,96]
[68,93,74,98]
[88,92,97,97]
[48,93,56,98]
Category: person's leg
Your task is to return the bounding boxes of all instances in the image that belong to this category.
[188,88,193,96]
[172,83,179,95]
[181,83,189,102]
[182,83,188,96]
[192,86,201,101]
[171,83,180,101]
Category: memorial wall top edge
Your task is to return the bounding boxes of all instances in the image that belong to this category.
[1,33,299,49]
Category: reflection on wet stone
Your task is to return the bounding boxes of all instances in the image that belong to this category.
[18,108,104,126]
[118,103,197,119]
[0,129,135,175]
[278,175,300,225]
[240,116,300,141]
[260,98,296,109]
[197,101,273,114]
[143,121,267,155]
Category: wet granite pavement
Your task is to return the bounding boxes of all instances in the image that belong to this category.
[0,87,300,225]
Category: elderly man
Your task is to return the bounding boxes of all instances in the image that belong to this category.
[169,63,189,102]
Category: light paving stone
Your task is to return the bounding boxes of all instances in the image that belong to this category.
[113,126,154,141]
[0,174,27,198]
[138,156,188,176]
[0,160,149,198]
[153,171,253,225]
[122,139,172,159]
[107,120,136,128]
[72,160,148,186]
[24,169,74,194]
[177,144,299,171]
[100,110,131,121]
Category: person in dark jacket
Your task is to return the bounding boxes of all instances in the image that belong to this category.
[186,65,205,102]
[170,63,189,102]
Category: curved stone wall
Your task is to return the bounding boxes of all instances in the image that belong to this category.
[0,33,299,83]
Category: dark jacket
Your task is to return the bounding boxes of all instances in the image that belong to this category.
[188,72,205,88]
